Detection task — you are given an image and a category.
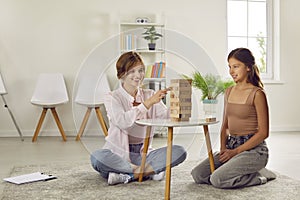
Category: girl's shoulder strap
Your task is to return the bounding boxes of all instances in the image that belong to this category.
[225,86,234,101]
[246,87,263,105]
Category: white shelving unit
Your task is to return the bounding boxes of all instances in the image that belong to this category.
[119,18,168,135]
[119,23,165,54]
[119,20,166,92]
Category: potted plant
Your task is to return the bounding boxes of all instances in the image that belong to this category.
[183,72,235,121]
[142,25,163,50]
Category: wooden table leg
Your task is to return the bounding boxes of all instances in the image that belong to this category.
[165,127,173,200]
[203,125,215,172]
[139,126,151,182]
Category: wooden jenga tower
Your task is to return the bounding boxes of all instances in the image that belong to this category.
[170,79,192,121]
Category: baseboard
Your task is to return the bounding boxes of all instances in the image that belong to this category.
[1,125,299,137]
[0,129,104,137]
[270,125,300,132]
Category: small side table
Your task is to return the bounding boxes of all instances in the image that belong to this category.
[135,119,218,200]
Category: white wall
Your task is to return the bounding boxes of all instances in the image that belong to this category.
[264,0,300,131]
[0,0,299,137]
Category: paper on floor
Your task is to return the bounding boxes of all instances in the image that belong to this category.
[3,172,56,184]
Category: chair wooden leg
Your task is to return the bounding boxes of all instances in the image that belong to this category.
[76,107,92,141]
[32,108,48,142]
[50,107,67,141]
[95,107,108,137]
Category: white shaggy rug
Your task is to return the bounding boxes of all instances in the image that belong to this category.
[2,160,300,200]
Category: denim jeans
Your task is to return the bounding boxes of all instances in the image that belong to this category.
[91,144,187,179]
[191,134,268,188]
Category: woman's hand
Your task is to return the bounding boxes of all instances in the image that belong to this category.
[152,89,169,103]
[143,88,170,109]
[219,148,239,163]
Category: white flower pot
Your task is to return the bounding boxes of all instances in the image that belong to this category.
[202,99,217,122]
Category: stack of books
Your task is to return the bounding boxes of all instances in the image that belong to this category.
[120,33,137,51]
[145,62,166,78]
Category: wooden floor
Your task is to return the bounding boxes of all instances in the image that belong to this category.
[1,132,299,197]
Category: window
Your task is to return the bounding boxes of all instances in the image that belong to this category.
[227,0,279,80]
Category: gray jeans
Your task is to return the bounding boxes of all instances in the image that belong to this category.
[91,144,187,179]
[191,134,268,189]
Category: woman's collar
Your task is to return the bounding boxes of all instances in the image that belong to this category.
[119,82,144,104]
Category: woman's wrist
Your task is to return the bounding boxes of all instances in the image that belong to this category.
[143,99,153,109]
[235,147,242,154]
[220,146,226,152]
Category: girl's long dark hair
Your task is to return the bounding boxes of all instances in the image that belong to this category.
[227,48,264,89]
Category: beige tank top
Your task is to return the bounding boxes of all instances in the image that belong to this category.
[225,86,262,135]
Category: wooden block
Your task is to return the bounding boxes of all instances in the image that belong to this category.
[169,85,191,91]
[171,117,190,122]
[171,117,180,122]
[170,94,192,99]
[170,113,191,118]
[181,106,192,110]
[171,91,192,97]
[170,102,192,107]
[170,108,191,114]
[180,102,192,106]
[170,97,192,102]
[170,79,192,85]
[205,117,217,122]
[170,102,179,107]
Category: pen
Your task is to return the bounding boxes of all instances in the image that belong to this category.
[44,176,57,181]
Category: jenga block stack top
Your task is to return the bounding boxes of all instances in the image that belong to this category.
[169,79,192,122]
[170,79,192,85]
[170,79,192,99]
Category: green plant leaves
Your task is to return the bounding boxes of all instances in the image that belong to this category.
[183,72,235,100]
[142,26,163,44]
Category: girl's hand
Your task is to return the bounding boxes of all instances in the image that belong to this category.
[219,148,238,163]
[143,89,170,109]
[152,89,169,103]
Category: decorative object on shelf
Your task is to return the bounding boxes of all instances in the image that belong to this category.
[135,17,150,24]
[183,72,235,122]
[142,25,163,50]
[169,79,192,122]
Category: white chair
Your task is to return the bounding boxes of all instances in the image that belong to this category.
[31,73,69,142]
[75,73,110,141]
[0,73,24,141]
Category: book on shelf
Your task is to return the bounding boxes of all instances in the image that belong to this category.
[157,61,166,78]
[121,33,137,51]
[152,62,158,78]
[145,65,153,78]
[145,62,166,78]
